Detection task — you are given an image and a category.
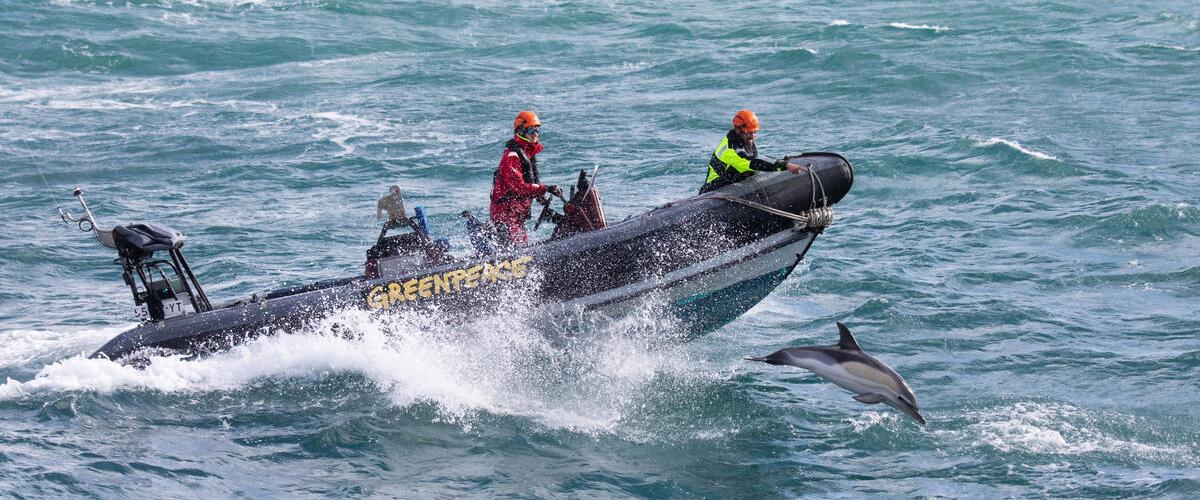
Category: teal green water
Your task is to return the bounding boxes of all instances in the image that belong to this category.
[2,1,1199,497]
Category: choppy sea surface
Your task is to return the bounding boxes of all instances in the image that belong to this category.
[2,1,1198,497]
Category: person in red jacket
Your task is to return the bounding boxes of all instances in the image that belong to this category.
[490,110,561,246]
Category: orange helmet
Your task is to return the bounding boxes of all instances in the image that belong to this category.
[732,109,760,133]
[514,110,541,130]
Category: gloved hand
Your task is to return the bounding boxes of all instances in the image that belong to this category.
[546,185,563,199]
[775,158,806,174]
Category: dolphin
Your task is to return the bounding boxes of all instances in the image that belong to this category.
[746,322,926,425]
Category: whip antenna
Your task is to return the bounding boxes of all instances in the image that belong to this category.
[35,168,72,224]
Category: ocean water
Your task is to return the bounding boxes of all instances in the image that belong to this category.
[2,0,1199,497]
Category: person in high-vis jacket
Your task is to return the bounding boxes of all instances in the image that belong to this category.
[490,110,561,246]
[699,109,805,193]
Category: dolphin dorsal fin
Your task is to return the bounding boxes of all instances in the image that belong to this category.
[836,322,862,351]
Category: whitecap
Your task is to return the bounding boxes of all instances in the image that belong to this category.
[887,22,951,33]
[160,12,201,26]
[308,111,394,156]
[974,137,1059,161]
[829,20,850,26]
[954,402,1193,463]
[0,128,89,142]
[41,99,160,111]
[614,61,651,72]
[0,80,173,112]
[1147,43,1200,52]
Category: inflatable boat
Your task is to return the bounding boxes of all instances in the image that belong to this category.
[69,153,852,362]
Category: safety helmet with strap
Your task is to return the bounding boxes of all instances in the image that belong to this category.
[732,109,760,133]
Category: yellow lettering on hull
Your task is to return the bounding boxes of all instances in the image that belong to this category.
[364,256,536,310]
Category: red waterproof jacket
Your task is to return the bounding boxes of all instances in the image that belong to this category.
[489,135,547,226]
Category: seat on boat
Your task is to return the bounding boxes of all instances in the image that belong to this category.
[365,206,452,278]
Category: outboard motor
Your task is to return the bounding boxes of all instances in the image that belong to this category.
[62,189,212,322]
[551,168,607,239]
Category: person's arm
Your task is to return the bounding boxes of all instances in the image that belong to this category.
[719,146,779,174]
[746,155,780,172]
[735,149,806,174]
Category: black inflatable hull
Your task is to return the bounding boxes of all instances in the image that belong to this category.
[91,153,854,361]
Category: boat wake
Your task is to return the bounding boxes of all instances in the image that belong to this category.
[0,325,129,368]
[1,302,711,435]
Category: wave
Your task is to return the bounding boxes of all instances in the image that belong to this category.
[1065,203,1200,245]
[49,0,276,7]
[1,307,706,435]
[0,325,131,369]
[0,80,170,104]
[847,410,902,431]
[1146,43,1200,52]
[1120,43,1200,60]
[886,22,951,33]
[973,137,1059,161]
[950,402,1195,464]
[308,111,395,155]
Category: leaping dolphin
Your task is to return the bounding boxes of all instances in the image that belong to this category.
[747,322,926,425]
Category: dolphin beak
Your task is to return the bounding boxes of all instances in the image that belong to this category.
[893,399,926,425]
[909,408,927,426]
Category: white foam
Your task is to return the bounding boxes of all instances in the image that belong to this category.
[887,22,951,33]
[311,111,374,127]
[309,111,395,156]
[0,128,88,142]
[829,20,850,26]
[1148,43,1200,52]
[954,402,1193,463]
[613,61,651,72]
[847,410,900,431]
[975,137,1059,161]
[0,325,132,369]
[0,80,169,104]
[1,307,703,434]
[42,99,161,111]
[160,12,201,26]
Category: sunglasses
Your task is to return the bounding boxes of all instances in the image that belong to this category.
[523,126,541,135]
